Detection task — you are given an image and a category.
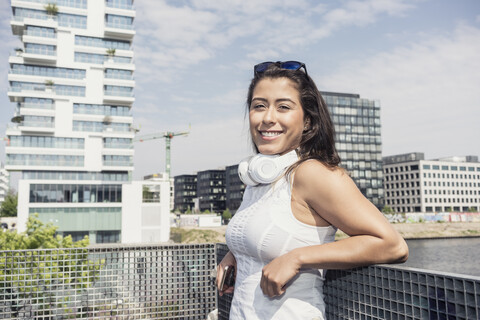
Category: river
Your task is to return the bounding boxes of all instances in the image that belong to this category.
[399,237,480,277]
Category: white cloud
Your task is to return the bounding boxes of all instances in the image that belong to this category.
[317,23,480,158]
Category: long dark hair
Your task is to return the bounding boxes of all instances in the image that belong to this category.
[246,63,340,168]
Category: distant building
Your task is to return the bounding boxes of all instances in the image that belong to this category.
[323,92,384,209]
[383,152,480,213]
[196,169,226,213]
[174,174,197,212]
[144,172,174,211]
[7,0,136,243]
[0,164,10,205]
[225,164,245,213]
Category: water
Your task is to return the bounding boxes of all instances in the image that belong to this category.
[399,237,480,277]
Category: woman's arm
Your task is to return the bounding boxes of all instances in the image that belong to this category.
[260,160,408,297]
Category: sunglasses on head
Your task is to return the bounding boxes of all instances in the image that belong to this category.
[254,61,308,77]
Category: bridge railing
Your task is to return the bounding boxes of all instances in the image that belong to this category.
[1,243,479,319]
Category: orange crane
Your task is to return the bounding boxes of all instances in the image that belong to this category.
[133,128,189,177]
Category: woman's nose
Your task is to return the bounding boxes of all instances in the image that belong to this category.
[262,107,276,124]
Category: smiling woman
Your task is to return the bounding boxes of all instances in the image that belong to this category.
[216,61,409,320]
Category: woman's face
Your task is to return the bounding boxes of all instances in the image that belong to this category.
[249,77,305,155]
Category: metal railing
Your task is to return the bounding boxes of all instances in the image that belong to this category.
[216,243,480,320]
[1,243,479,319]
[1,244,216,319]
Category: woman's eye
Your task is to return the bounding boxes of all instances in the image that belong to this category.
[278,105,291,110]
[252,104,266,109]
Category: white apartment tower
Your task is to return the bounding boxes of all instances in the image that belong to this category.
[6,0,136,243]
[383,153,480,213]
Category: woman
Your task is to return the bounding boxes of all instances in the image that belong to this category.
[217,61,408,319]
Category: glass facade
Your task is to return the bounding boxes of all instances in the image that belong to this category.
[30,184,122,203]
[323,92,384,208]
[25,26,56,38]
[74,52,132,64]
[174,174,197,212]
[75,36,130,50]
[106,0,134,10]
[19,0,87,9]
[10,64,86,79]
[23,171,129,181]
[196,170,226,213]
[73,121,131,132]
[73,103,130,116]
[9,136,84,149]
[7,154,84,167]
[13,8,87,29]
[105,14,134,29]
[225,164,245,213]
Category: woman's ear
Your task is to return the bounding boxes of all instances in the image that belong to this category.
[304,117,311,131]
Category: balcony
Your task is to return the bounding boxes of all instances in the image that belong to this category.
[104,22,135,40]
[1,243,479,319]
[103,89,135,104]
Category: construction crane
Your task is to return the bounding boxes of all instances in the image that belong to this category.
[133,128,190,177]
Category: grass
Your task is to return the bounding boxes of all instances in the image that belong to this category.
[170,227,222,243]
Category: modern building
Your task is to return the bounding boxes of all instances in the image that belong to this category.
[144,172,174,211]
[225,164,245,213]
[0,164,10,205]
[173,174,197,213]
[196,169,226,213]
[6,0,137,243]
[383,152,480,213]
[323,91,384,209]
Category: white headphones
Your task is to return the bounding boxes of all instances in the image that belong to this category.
[238,150,299,186]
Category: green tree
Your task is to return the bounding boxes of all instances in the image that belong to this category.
[45,3,59,16]
[382,205,394,214]
[222,208,232,221]
[0,215,104,318]
[0,190,17,217]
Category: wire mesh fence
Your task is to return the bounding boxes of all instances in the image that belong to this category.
[216,243,480,320]
[2,243,479,319]
[0,244,216,319]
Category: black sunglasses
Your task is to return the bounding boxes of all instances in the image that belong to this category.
[254,61,308,77]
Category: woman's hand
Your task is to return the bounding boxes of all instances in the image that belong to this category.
[216,251,237,296]
[260,251,301,297]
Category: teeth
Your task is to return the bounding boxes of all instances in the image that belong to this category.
[261,131,281,137]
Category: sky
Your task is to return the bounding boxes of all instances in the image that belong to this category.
[0,0,479,182]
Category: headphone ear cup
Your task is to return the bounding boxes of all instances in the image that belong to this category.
[248,155,280,184]
[238,156,258,186]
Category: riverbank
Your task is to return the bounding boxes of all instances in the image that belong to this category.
[171,222,480,243]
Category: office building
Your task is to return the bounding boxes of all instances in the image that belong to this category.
[225,164,245,213]
[6,0,136,243]
[173,174,197,213]
[323,92,384,209]
[383,152,480,213]
[196,169,226,213]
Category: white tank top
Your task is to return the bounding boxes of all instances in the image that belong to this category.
[225,174,337,320]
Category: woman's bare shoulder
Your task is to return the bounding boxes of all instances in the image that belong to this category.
[294,159,347,185]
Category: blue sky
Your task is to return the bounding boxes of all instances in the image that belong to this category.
[1,0,479,181]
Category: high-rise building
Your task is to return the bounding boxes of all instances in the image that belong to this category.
[173,174,197,213]
[196,169,226,213]
[383,152,480,213]
[323,92,384,209]
[0,164,10,205]
[225,164,245,213]
[6,0,136,243]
